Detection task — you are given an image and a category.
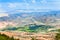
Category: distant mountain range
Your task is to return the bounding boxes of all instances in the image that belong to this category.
[0,10,60,31]
[0,11,60,23]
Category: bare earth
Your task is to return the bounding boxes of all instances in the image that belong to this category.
[0,31,56,40]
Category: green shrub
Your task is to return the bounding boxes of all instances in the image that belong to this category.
[0,33,17,40]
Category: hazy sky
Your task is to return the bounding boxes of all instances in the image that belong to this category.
[0,0,60,13]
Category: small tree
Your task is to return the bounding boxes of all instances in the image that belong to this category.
[55,29,60,40]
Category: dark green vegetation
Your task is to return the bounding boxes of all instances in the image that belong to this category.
[0,33,18,40]
[55,29,60,40]
[2,24,54,33]
[31,37,37,40]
